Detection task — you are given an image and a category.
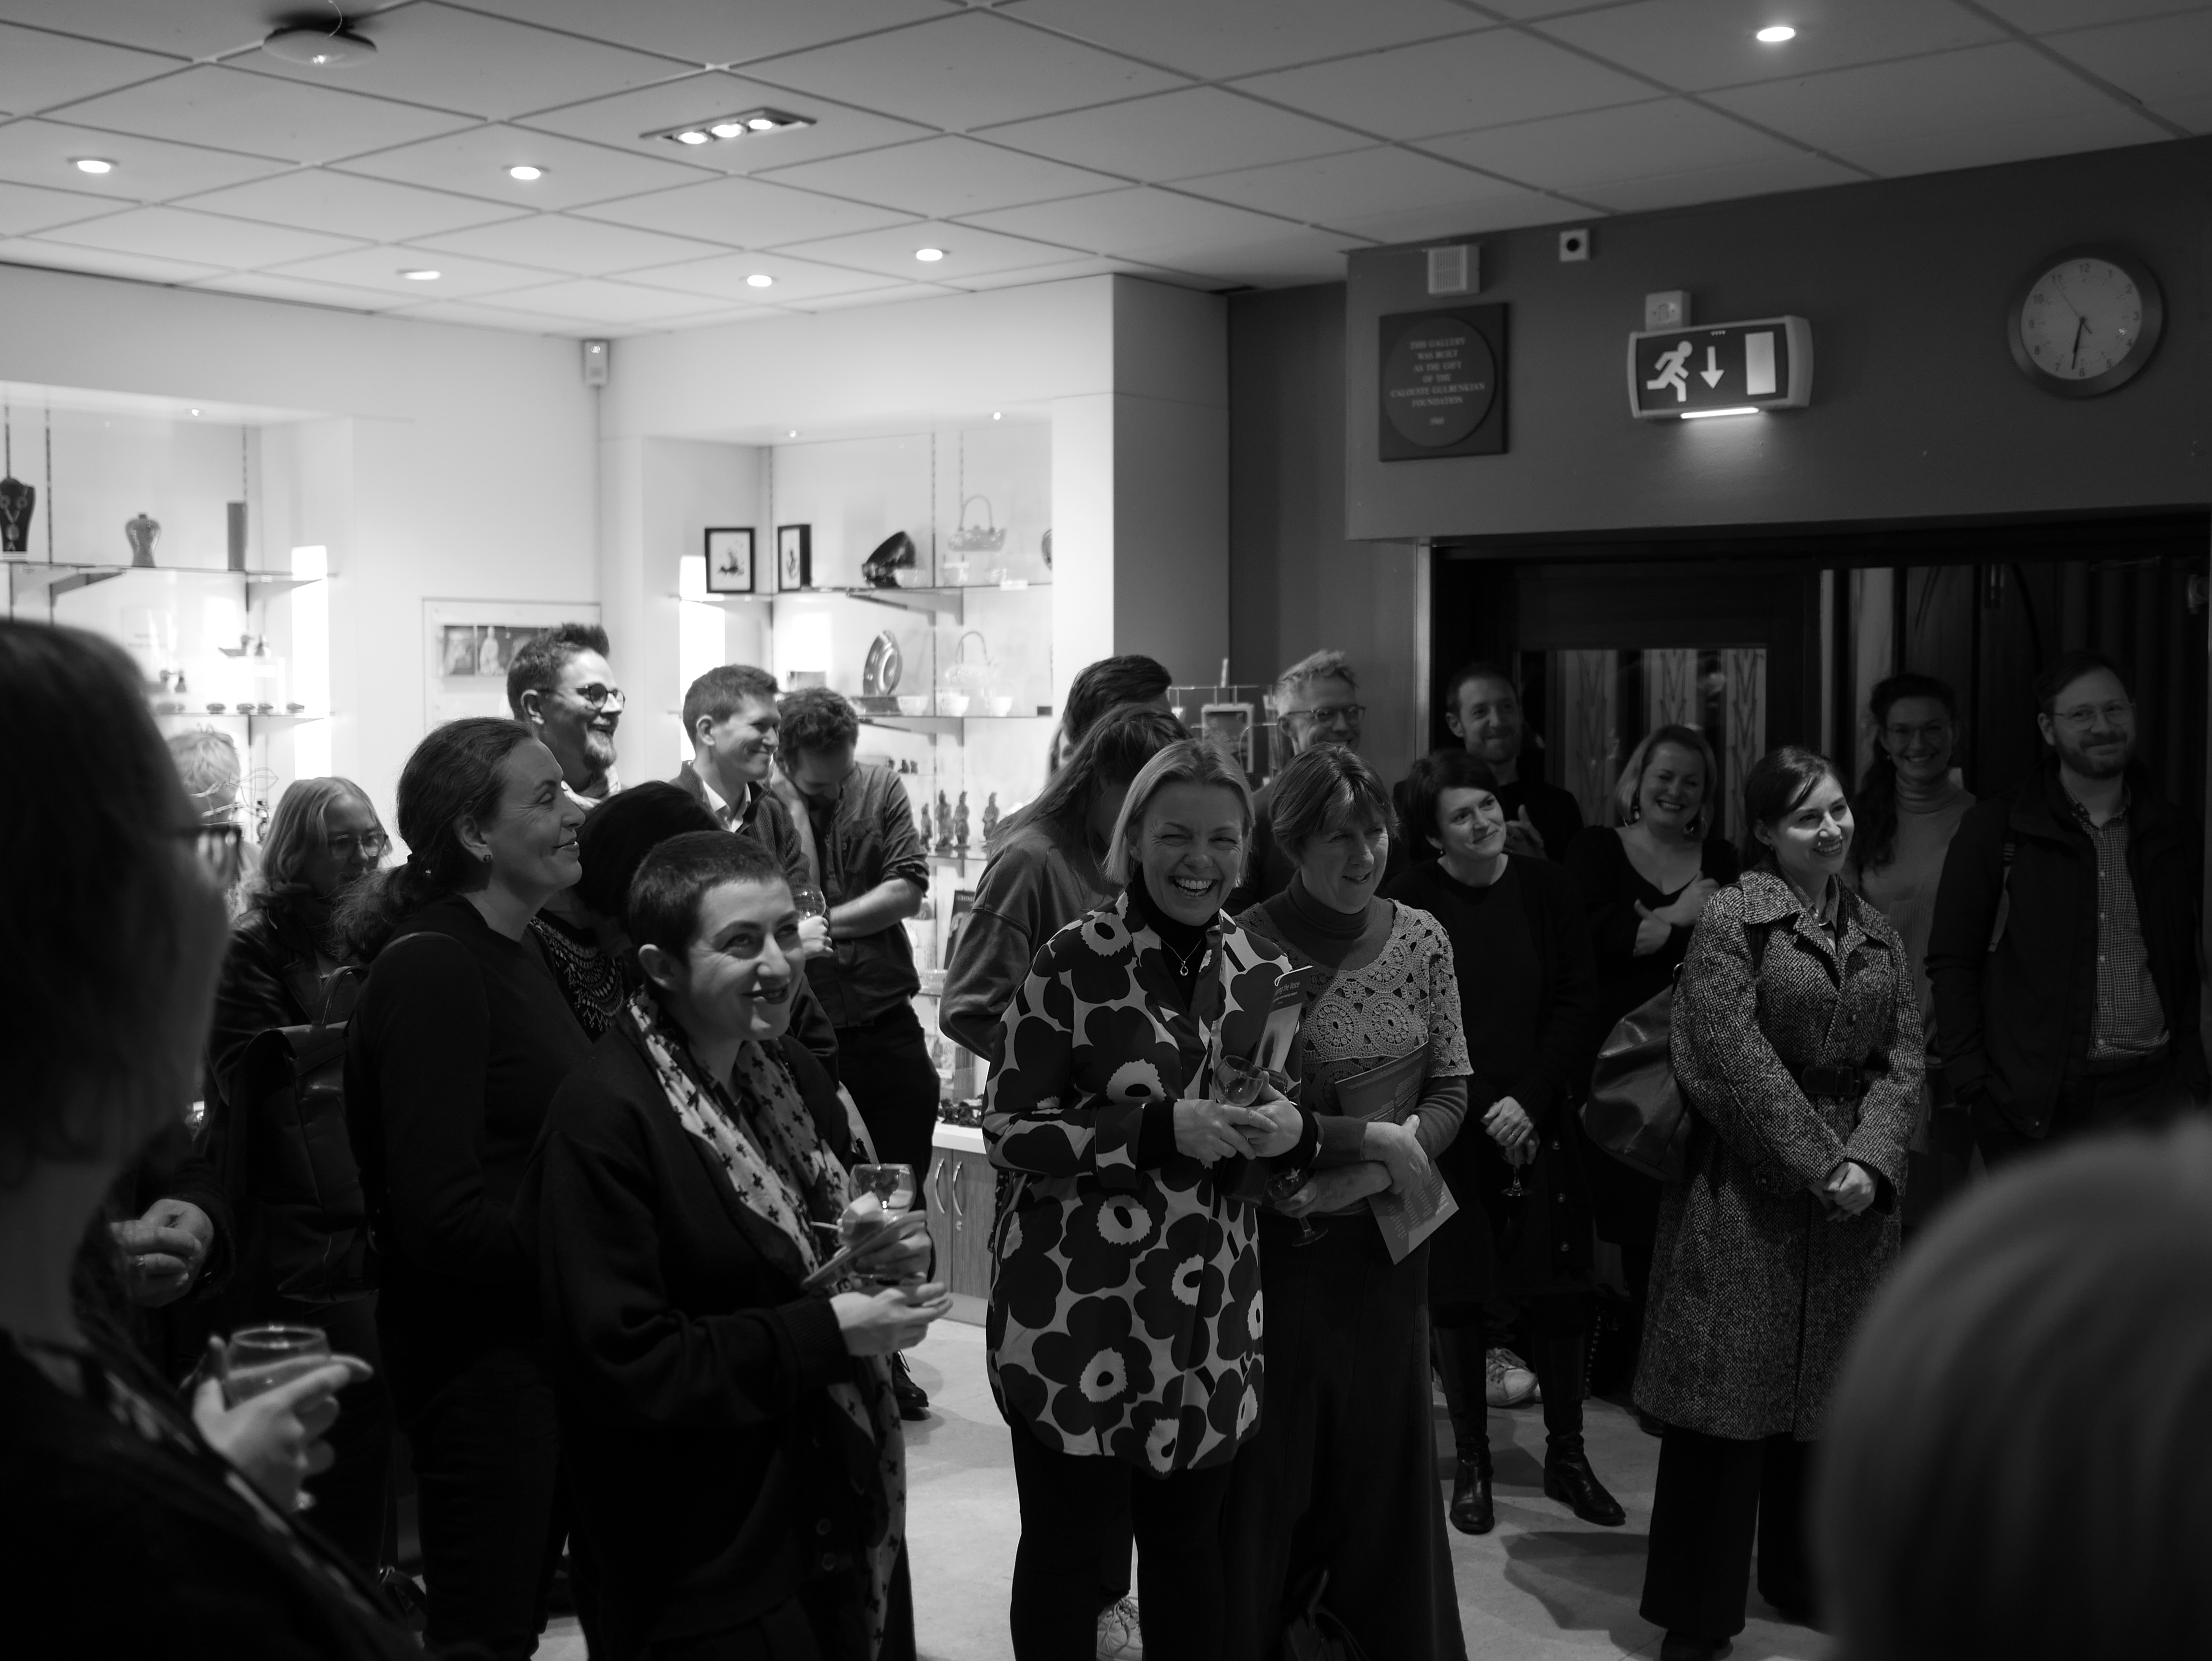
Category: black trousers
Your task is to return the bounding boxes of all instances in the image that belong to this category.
[1640,1427,1813,1641]
[1973,1055,2197,1169]
[835,1004,941,1206]
[1005,1425,1235,1661]
[1434,1292,1592,1460]
[385,1339,568,1661]
[280,1292,393,1572]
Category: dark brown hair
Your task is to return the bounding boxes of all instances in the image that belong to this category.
[998,704,1185,854]
[1268,743,1393,860]
[1817,1122,2212,1660]
[681,662,779,738]
[1400,748,1505,851]
[1063,654,1172,746]
[775,685,860,770]
[1852,673,1957,875]
[1739,744,1845,872]
[504,620,610,719]
[573,781,718,923]
[627,830,785,963]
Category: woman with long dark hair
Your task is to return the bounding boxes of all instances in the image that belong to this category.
[1849,674,1973,1221]
[341,717,592,1661]
[205,775,392,1569]
[1637,747,1921,1661]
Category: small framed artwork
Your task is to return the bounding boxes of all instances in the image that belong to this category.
[777,523,812,590]
[704,527,755,594]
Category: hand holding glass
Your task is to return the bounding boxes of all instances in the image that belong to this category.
[792,884,833,959]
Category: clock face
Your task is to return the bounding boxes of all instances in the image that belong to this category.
[2011,250,2163,396]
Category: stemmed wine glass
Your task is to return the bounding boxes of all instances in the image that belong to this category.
[1502,1140,1531,1200]
[850,1162,921,1285]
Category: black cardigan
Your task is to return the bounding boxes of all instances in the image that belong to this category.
[520,1023,909,1660]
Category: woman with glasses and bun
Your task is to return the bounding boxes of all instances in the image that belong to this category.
[203,776,393,1570]
[0,621,414,1660]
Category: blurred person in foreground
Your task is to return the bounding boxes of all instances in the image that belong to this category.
[1817,1121,2212,1661]
[0,620,405,1658]
[525,831,948,1660]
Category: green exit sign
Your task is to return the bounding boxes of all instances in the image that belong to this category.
[1627,316,1813,420]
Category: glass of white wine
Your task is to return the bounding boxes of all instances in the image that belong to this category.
[220,1324,331,1407]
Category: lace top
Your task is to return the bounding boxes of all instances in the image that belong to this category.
[1263,902,1473,1111]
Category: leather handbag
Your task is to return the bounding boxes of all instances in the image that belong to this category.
[1581,979,1692,1183]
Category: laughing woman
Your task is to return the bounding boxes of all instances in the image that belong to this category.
[1228,744,1472,1661]
[528,832,949,1660]
[985,738,1304,1661]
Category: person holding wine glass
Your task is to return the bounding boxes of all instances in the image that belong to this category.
[1227,744,1471,1661]
[526,830,947,1661]
[985,738,1305,1661]
[1386,749,1620,1537]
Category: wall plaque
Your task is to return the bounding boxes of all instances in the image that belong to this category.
[1378,305,1506,461]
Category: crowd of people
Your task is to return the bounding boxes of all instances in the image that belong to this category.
[3,608,2206,1661]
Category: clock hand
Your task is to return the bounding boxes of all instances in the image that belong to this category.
[2070,315,2086,371]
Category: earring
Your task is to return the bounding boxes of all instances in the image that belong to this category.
[481,852,492,865]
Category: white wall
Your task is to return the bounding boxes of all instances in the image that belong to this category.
[0,263,598,828]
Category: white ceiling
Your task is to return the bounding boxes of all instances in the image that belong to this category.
[0,0,2199,337]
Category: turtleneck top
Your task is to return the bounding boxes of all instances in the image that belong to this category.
[1262,874,1394,976]
[1127,868,1213,1012]
[1856,771,1974,1031]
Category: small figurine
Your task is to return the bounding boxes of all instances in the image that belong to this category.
[954,791,970,853]
[935,791,952,854]
[981,792,1000,844]
[915,796,931,846]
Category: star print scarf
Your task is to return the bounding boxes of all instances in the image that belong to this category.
[626,992,906,1659]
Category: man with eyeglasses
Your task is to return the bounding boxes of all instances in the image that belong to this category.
[1229,649,1407,910]
[1929,649,2208,1167]
[1427,659,1584,863]
[507,621,623,808]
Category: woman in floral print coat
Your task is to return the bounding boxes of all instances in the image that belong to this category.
[985,739,1305,1661]
[1636,747,1922,1661]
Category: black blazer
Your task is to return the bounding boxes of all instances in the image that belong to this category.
[522,1022,907,1660]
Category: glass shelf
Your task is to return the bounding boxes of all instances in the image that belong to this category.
[11,560,310,605]
[689,580,1050,620]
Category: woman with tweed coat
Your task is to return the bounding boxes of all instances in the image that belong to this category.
[1636,747,1922,1661]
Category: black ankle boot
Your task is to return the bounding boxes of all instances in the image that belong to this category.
[1542,1436,1626,1527]
[1449,1443,1494,1535]
[1530,1331,1626,1526]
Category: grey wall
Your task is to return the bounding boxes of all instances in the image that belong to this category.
[1344,135,2212,543]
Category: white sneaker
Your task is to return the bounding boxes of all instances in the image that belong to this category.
[1097,1594,1143,1659]
[1485,1347,1539,1407]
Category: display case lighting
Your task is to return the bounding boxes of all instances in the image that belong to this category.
[646,109,815,147]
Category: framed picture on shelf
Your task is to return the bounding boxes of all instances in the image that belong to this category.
[777,523,812,590]
[704,527,755,594]
[424,598,600,729]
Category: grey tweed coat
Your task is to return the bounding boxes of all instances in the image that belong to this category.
[1635,870,1922,1441]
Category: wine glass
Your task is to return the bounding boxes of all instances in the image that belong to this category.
[1501,1141,1531,1201]
[1266,1166,1327,1247]
[853,1162,918,1215]
[792,883,830,958]
[220,1324,331,1406]
[1213,1054,1266,1107]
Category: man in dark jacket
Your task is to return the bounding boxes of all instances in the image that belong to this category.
[1927,650,2207,1166]
[672,664,820,946]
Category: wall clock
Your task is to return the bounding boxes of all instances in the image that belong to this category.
[2008,247,2163,397]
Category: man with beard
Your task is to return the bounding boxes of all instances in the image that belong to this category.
[1425,660,1583,862]
[1929,650,2208,1166]
[508,622,622,807]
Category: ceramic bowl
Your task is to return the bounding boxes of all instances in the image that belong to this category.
[988,695,1015,717]
[939,693,971,717]
[897,695,931,716]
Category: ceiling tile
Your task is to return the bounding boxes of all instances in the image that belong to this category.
[799,282,963,311]
[0,235,224,285]
[0,120,289,201]
[249,5,691,121]
[0,22,180,117]
[572,173,915,249]
[514,70,937,173]
[37,204,364,268]
[1576,153,1863,212]
[1974,0,2211,31]
[1001,0,1486,80]
[627,247,908,302]
[455,0,955,71]
[1131,225,1362,285]
[0,178,122,235]
[748,10,1184,132]
[0,0,409,61]
[467,276,733,324]
[1705,42,2172,172]
[50,64,477,166]
[1326,190,1561,244]
[379,295,609,333]
[414,213,729,276]
[774,216,1081,278]
[1536,0,2001,95]
[335,123,715,210]
[184,269,407,312]
[1424,99,1811,193]
[262,243,560,301]
[1176,145,1513,227]
[978,87,1366,182]
[948,253,1203,292]
[966,187,1295,259]
[758,136,1126,216]
[173,169,526,241]
[1234,28,1657,142]
[2044,10,2212,124]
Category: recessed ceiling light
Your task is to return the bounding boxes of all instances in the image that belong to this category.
[1755,24,1796,42]
[262,23,378,67]
[399,268,441,281]
[675,130,711,145]
[991,411,1002,421]
[189,408,202,417]
[72,158,115,175]
[645,109,816,147]
[746,273,774,288]
[748,117,777,132]
[709,122,746,139]
[915,247,945,263]
[508,164,545,181]
[787,429,800,437]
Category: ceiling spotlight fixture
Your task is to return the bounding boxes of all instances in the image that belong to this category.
[1755,24,1796,42]
[399,268,441,281]
[645,108,816,148]
[746,273,774,288]
[72,158,115,175]
[508,164,545,181]
[914,247,945,263]
[189,408,202,417]
[786,429,801,437]
[262,19,379,67]
[991,411,1002,421]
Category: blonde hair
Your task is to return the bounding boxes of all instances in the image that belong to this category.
[1610,724,1721,830]
[1103,738,1252,885]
